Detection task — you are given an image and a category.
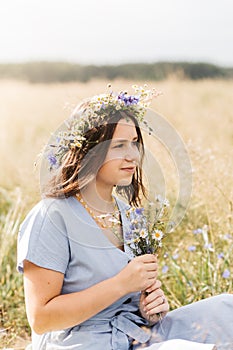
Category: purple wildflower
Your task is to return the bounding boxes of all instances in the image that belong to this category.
[146,247,153,254]
[48,153,57,167]
[118,93,139,106]
[162,265,169,274]
[222,269,230,279]
[135,208,144,215]
[188,245,196,252]
[217,252,224,259]
[193,228,203,234]
[125,231,132,241]
[223,234,232,241]
[172,253,179,260]
[204,243,212,249]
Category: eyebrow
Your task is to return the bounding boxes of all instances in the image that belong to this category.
[112,137,138,143]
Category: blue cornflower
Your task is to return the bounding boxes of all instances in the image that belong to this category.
[193,228,203,234]
[118,93,127,102]
[125,231,132,241]
[162,265,169,273]
[135,208,144,215]
[223,233,232,240]
[172,253,179,260]
[118,93,140,106]
[146,247,153,254]
[131,96,140,104]
[222,269,230,279]
[188,245,196,252]
[217,252,224,259]
[204,243,213,250]
[48,153,57,167]
[162,265,169,274]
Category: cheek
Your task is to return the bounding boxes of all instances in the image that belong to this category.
[97,159,120,178]
[103,159,122,174]
[105,149,124,163]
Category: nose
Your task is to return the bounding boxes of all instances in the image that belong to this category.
[124,143,140,162]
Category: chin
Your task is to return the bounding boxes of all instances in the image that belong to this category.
[116,179,132,186]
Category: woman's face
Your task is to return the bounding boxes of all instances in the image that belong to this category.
[96,118,140,188]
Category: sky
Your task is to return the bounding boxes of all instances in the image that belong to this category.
[0,0,233,66]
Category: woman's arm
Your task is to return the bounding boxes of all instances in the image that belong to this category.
[24,254,158,334]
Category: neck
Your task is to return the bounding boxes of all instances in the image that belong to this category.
[79,181,114,213]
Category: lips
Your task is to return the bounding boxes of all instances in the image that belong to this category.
[121,166,136,173]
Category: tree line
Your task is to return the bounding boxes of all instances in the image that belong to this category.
[0,61,232,83]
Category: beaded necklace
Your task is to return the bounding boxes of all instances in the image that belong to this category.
[76,192,121,230]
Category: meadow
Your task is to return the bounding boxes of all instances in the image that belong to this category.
[0,78,232,348]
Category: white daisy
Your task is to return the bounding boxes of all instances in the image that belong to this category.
[139,229,148,239]
[152,230,164,240]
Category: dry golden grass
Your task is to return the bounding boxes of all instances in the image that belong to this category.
[0,78,232,209]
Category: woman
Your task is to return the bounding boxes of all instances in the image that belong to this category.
[18,86,233,350]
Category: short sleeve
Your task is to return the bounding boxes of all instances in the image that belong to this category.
[17,198,70,274]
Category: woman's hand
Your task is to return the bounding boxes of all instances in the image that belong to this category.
[116,254,158,294]
[139,279,169,324]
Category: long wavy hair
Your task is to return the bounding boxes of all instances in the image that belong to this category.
[43,109,146,206]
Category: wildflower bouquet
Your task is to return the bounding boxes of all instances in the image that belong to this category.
[125,195,173,257]
[124,195,173,321]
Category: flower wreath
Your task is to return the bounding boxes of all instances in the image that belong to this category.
[46,84,161,170]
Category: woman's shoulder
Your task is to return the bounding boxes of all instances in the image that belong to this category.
[20,196,76,232]
[18,197,72,274]
[24,196,74,217]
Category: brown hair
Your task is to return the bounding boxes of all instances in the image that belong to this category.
[43,109,146,206]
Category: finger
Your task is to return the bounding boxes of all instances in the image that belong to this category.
[144,295,164,311]
[147,301,169,316]
[145,280,162,293]
[146,299,169,315]
[146,271,157,280]
[144,262,158,271]
[144,277,157,290]
[144,289,164,304]
[139,254,157,263]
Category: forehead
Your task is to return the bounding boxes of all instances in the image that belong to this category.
[112,119,138,139]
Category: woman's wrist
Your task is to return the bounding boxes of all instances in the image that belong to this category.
[111,273,129,298]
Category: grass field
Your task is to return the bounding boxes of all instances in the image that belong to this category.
[0,78,232,348]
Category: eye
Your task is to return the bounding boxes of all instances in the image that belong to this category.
[132,141,139,148]
[113,143,124,149]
